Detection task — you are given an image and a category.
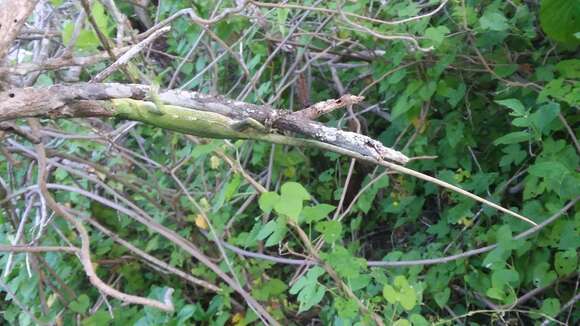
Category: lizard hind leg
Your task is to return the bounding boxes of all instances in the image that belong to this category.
[230,118,267,132]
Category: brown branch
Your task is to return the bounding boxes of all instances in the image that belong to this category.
[290,94,364,120]
[0,121,40,143]
[92,26,171,82]
[0,46,130,76]
[0,83,409,164]
[0,0,39,61]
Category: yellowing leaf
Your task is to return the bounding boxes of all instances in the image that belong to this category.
[209,155,221,169]
[195,214,208,230]
[231,312,244,324]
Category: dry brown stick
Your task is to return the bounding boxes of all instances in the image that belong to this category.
[290,94,364,120]
[0,46,130,76]
[92,26,171,82]
[80,0,138,83]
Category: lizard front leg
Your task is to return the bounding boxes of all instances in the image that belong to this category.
[145,83,165,115]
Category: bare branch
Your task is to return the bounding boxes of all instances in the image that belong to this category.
[0,0,39,62]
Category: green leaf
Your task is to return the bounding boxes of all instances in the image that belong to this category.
[334,297,358,320]
[321,246,366,279]
[495,99,526,116]
[253,279,288,301]
[500,144,527,168]
[539,298,561,317]
[290,266,324,293]
[424,26,450,47]
[486,287,505,300]
[494,64,518,78]
[433,288,450,308]
[409,314,429,326]
[528,161,570,181]
[289,266,326,313]
[483,247,510,269]
[491,268,519,289]
[275,182,311,219]
[191,140,221,158]
[302,204,336,223]
[383,284,398,304]
[257,219,279,243]
[555,59,580,78]
[494,131,530,145]
[265,220,288,247]
[91,2,109,34]
[145,235,160,252]
[393,319,411,326]
[357,175,389,213]
[540,0,580,45]
[258,192,280,214]
[479,11,509,31]
[394,275,410,289]
[496,225,517,250]
[539,78,579,105]
[315,220,342,243]
[276,8,289,36]
[554,250,578,276]
[280,182,311,201]
[224,174,241,201]
[529,102,559,134]
[559,218,580,250]
[81,310,111,326]
[532,261,558,288]
[70,294,90,314]
[274,198,303,220]
[399,285,417,310]
[383,275,418,310]
[445,122,464,148]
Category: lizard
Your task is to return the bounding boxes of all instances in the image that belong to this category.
[110,87,536,226]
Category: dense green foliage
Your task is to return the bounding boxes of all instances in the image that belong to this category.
[1,0,578,325]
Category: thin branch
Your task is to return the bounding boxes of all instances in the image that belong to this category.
[250,1,448,26]
[83,214,221,293]
[0,245,78,253]
[92,26,171,82]
[205,198,577,267]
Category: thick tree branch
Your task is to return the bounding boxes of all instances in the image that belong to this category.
[0,0,39,61]
[0,83,409,164]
